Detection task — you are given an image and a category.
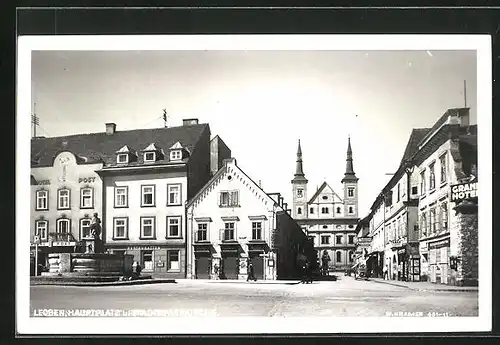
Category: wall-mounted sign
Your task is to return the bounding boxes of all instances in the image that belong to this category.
[79,177,97,183]
[127,246,161,251]
[36,180,50,185]
[268,259,274,267]
[428,238,450,250]
[451,182,477,202]
[53,241,77,247]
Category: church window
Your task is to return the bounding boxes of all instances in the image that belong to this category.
[297,207,302,215]
[348,188,354,197]
[336,207,341,214]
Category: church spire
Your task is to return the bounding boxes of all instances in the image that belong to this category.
[342,136,358,183]
[292,139,308,184]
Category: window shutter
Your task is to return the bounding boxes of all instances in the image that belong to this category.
[232,191,239,206]
[219,229,224,241]
[219,192,224,206]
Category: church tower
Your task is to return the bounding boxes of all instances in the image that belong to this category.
[341,136,359,218]
[291,139,308,219]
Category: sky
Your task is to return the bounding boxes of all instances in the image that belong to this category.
[31,49,477,217]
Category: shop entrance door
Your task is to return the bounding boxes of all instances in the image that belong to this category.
[221,255,238,279]
[195,255,211,279]
[250,255,264,279]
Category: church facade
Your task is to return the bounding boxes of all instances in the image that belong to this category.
[291,138,360,272]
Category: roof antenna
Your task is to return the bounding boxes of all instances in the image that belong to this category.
[31,102,39,138]
[463,80,467,108]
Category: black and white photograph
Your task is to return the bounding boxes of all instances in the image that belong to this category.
[17,34,491,334]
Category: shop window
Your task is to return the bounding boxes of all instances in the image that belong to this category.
[297,207,302,215]
[167,250,180,271]
[321,236,330,245]
[36,190,48,211]
[336,235,342,245]
[114,186,128,208]
[429,162,436,190]
[219,190,239,207]
[167,184,181,206]
[222,222,235,241]
[35,220,48,241]
[252,222,262,240]
[197,223,208,242]
[56,218,70,234]
[113,217,128,239]
[170,150,182,161]
[57,188,70,210]
[142,250,154,271]
[321,207,329,214]
[310,207,314,214]
[80,218,92,239]
[336,251,342,263]
[80,187,93,209]
[140,216,156,239]
[166,216,181,238]
[440,153,447,184]
[141,185,155,207]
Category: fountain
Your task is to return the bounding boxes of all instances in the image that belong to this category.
[40,213,138,283]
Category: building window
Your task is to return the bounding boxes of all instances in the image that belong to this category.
[402,178,407,198]
[348,206,354,214]
[223,222,235,241]
[348,188,354,197]
[35,220,48,241]
[310,207,314,214]
[167,250,180,271]
[336,235,342,245]
[336,207,341,214]
[348,235,355,244]
[142,250,154,271]
[56,218,70,234]
[440,154,447,184]
[430,207,438,234]
[322,225,328,229]
[80,187,93,209]
[397,184,400,202]
[117,153,128,164]
[420,212,427,237]
[141,185,155,207]
[166,216,181,238]
[322,196,328,200]
[336,251,342,263]
[411,186,418,195]
[252,222,263,240]
[297,207,302,215]
[57,188,70,210]
[114,186,128,208]
[140,216,156,239]
[197,223,208,242]
[349,251,354,262]
[220,190,239,207]
[321,207,329,214]
[297,188,304,198]
[80,218,91,239]
[167,184,181,206]
[440,202,448,231]
[35,190,48,210]
[144,152,156,163]
[429,162,436,190]
[113,217,128,239]
[170,150,182,161]
[420,170,426,194]
[321,235,330,245]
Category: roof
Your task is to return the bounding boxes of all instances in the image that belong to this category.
[307,181,342,204]
[417,108,469,148]
[31,123,210,168]
[400,128,431,165]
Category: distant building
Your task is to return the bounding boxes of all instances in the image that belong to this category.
[291,138,360,272]
[186,158,314,280]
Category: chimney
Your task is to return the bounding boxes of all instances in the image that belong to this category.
[106,123,116,135]
[458,108,470,127]
[182,118,199,126]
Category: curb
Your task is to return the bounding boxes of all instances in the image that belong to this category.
[30,279,176,287]
[369,279,478,292]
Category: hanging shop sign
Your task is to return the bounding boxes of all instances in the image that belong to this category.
[450,182,477,202]
[428,238,450,250]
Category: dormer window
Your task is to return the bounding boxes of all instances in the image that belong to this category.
[117,154,128,164]
[170,150,182,161]
[144,152,156,163]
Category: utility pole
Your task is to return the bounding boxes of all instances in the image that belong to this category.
[463,80,467,108]
[31,103,39,138]
[162,109,168,128]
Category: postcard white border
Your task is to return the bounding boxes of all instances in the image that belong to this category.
[17,34,492,334]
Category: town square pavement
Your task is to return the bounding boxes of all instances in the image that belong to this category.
[30,275,478,317]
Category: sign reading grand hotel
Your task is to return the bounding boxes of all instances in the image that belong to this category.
[450,182,477,202]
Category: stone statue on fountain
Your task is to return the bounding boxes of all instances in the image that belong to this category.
[85,213,104,253]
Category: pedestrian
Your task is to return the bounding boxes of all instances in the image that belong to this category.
[383,265,388,280]
[304,260,313,284]
[247,262,257,282]
[213,263,220,280]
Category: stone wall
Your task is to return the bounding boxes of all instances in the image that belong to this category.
[454,201,478,286]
